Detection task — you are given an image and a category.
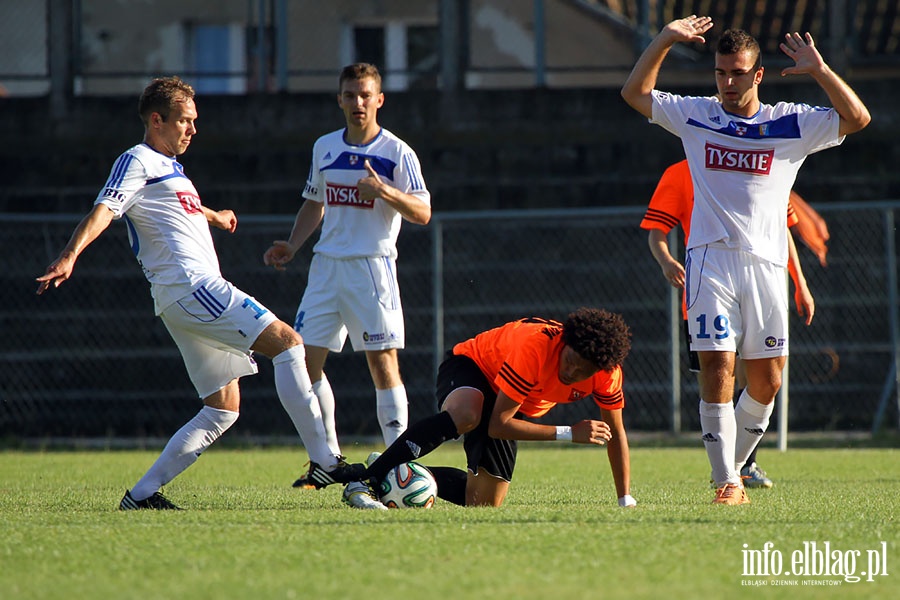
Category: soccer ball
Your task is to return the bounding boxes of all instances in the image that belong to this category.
[378,462,438,508]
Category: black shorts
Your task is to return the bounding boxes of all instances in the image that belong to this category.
[685,320,739,372]
[683,320,700,372]
[436,352,518,482]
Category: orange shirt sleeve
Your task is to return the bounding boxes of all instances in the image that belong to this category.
[786,200,799,227]
[640,160,694,241]
[592,365,625,411]
[788,190,830,267]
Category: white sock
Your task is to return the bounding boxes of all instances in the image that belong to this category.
[313,374,341,456]
[131,405,238,501]
[699,400,740,486]
[272,345,336,467]
[376,385,408,445]
[734,389,774,471]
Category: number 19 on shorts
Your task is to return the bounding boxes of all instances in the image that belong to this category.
[695,314,730,340]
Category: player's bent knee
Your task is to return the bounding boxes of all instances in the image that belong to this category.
[253,321,303,357]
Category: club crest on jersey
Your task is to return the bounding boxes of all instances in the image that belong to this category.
[568,389,586,402]
[325,183,374,208]
[705,142,774,175]
[349,154,359,166]
[734,125,748,136]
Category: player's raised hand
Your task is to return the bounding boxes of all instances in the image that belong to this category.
[263,240,297,271]
[779,32,826,77]
[572,419,612,446]
[357,159,384,201]
[664,15,713,44]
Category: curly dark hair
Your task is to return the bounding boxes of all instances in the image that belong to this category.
[138,76,195,126]
[561,307,631,371]
[717,29,762,69]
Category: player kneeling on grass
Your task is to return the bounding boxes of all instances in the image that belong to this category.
[312,307,637,508]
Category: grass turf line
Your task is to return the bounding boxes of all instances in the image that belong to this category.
[1,445,897,599]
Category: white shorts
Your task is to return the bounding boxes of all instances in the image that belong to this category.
[295,254,405,352]
[685,244,789,359]
[160,277,278,398]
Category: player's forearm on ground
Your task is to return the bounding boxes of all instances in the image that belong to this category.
[606,433,631,499]
[810,66,871,135]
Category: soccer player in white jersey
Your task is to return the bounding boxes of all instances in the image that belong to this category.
[621,17,870,504]
[263,63,431,509]
[36,76,364,510]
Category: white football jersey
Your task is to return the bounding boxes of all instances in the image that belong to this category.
[651,91,843,266]
[95,143,220,314]
[302,127,430,259]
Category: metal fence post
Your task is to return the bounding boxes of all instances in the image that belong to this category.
[667,228,681,433]
[432,217,444,384]
[872,207,900,432]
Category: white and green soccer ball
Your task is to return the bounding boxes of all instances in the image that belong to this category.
[378,461,438,508]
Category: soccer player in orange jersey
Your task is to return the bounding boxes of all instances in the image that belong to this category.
[641,159,822,488]
[309,307,636,507]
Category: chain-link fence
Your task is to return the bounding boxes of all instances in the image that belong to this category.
[4,202,898,442]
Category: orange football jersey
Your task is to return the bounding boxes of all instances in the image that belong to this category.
[453,317,624,418]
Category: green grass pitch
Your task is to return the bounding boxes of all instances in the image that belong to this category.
[1,444,897,599]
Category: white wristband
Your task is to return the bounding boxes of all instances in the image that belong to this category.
[555,426,573,442]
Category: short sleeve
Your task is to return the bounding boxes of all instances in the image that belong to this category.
[95,152,147,218]
[592,365,625,411]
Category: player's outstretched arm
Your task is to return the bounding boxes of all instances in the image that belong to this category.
[36,204,114,294]
[779,32,871,136]
[621,15,713,118]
